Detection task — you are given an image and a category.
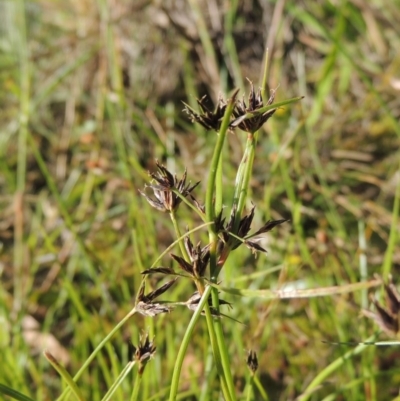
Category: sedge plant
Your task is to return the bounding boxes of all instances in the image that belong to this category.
[36,58,302,401]
[4,53,386,401]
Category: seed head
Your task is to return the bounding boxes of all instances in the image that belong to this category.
[185,290,232,316]
[231,79,277,133]
[139,160,199,213]
[183,94,227,131]
[170,236,210,279]
[362,275,400,336]
[129,333,156,375]
[135,279,177,317]
[215,205,287,265]
[246,350,258,374]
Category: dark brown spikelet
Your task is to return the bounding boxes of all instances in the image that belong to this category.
[183,94,227,131]
[216,205,287,264]
[185,291,232,315]
[362,276,400,336]
[129,333,156,375]
[139,160,200,212]
[246,350,258,374]
[170,236,210,279]
[231,79,277,133]
[135,279,177,317]
[141,267,176,276]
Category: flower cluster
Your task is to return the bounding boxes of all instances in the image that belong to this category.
[363,275,400,336]
[138,153,287,318]
[139,160,199,213]
[215,205,287,266]
[129,333,156,375]
[183,94,227,131]
[183,79,277,134]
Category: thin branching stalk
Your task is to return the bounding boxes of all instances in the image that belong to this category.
[169,286,222,401]
[171,188,206,220]
[129,368,142,401]
[382,165,400,279]
[13,0,30,322]
[210,290,237,401]
[101,362,136,401]
[57,308,137,401]
[44,352,85,401]
[298,334,378,401]
[203,93,240,401]
[245,374,255,401]
[170,210,189,259]
[150,222,213,267]
[205,90,238,226]
[233,132,257,232]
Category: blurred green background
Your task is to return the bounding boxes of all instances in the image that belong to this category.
[1,0,400,400]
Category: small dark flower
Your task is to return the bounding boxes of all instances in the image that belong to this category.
[183,94,227,131]
[231,79,277,133]
[139,160,200,212]
[246,350,258,374]
[135,279,177,317]
[362,276,400,336]
[129,333,156,375]
[215,205,287,264]
[185,290,232,316]
[141,267,176,276]
[170,235,210,279]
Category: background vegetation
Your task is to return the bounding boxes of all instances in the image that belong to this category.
[1,0,399,400]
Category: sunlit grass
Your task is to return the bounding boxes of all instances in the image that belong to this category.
[1,0,400,400]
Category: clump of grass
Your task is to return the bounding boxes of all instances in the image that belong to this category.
[30,60,376,401]
[2,1,400,401]
[46,65,301,401]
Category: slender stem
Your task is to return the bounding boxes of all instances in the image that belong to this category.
[150,222,213,268]
[260,49,269,103]
[101,362,135,401]
[211,289,237,401]
[203,302,231,401]
[170,210,189,259]
[169,286,213,401]
[57,308,137,401]
[205,91,238,225]
[298,334,377,401]
[130,370,142,401]
[171,189,206,221]
[44,352,85,401]
[203,94,241,399]
[13,0,30,322]
[233,132,257,232]
[215,157,224,216]
[381,161,400,279]
[245,374,255,401]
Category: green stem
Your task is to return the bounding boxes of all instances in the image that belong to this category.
[205,90,238,225]
[298,334,377,401]
[260,49,269,103]
[171,188,206,221]
[13,0,30,322]
[170,210,189,259]
[57,308,137,401]
[381,160,400,279]
[101,362,135,401]
[44,352,85,401]
[169,286,213,401]
[215,157,224,216]
[203,94,241,400]
[130,370,142,401]
[210,288,237,401]
[245,374,254,401]
[203,301,231,401]
[233,132,257,231]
